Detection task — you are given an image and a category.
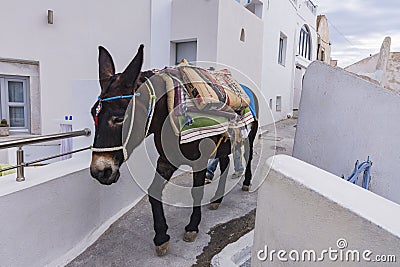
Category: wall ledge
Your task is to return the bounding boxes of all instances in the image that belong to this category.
[267,155,400,238]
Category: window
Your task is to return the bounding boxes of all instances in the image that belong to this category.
[276,96,282,112]
[240,28,246,42]
[298,25,311,60]
[0,76,30,132]
[321,49,325,62]
[278,33,287,66]
[175,41,197,64]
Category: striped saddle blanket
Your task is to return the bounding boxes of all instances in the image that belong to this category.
[156,63,255,144]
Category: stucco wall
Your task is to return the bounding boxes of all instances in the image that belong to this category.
[1,0,151,135]
[252,155,400,266]
[293,61,400,204]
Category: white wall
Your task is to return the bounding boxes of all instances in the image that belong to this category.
[216,0,269,125]
[345,54,380,74]
[0,77,160,266]
[293,61,400,204]
[171,0,219,63]
[252,155,400,266]
[0,156,145,267]
[261,0,297,123]
[216,0,263,88]
[150,0,173,69]
[1,0,152,135]
[170,0,269,125]
[260,0,317,125]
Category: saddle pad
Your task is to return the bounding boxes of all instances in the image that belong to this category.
[179,107,254,144]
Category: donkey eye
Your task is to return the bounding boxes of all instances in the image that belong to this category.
[112,116,124,124]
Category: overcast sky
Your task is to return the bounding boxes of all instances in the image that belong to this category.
[312,0,400,67]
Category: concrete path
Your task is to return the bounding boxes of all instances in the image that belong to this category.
[67,119,296,267]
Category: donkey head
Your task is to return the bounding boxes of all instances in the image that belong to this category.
[90,45,144,185]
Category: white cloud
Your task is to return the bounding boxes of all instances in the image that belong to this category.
[314,0,400,67]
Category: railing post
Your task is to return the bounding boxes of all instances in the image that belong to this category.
[16,147,25,182]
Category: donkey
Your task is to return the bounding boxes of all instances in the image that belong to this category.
[90,45,259,256]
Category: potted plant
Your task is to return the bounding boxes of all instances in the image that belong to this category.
[0,119,10,136]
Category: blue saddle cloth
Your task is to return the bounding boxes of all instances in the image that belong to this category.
[240,84,256,118]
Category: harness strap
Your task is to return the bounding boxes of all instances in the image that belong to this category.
[91,145,128,161]
[144,77,157,137]
[99,95,135,102]
[209,136,224,157]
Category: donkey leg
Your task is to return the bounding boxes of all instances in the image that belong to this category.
[242,143,253,191]
[183,169,206,242]
[209,155,230,209]
[242,121,258,190]
[148,157,177,255]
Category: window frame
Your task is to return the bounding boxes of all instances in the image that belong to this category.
[175,40,198,65]
[276,95,282,112]
[278,32,288,66]
[298,25,311,60]
[0,76,30,132]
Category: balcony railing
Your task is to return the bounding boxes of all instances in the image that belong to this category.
[0,128,91,181]
[305,0,317,15]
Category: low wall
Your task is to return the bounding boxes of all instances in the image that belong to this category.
[0,152,145,267]
[293,61,400,204]
[252,155,400,266]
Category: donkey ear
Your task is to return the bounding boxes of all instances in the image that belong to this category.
[98,46,115,91]
[121,44,144,88]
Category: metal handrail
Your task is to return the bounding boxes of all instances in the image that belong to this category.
[0,128,91,182]
[0,128,91,149]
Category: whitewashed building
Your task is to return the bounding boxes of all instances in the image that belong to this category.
[0,0,317,140]
[345,36,400,93]
[259,0,318,118]
[0,1,318,265]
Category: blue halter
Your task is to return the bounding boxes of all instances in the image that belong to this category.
[98,94,140,102]
[94,93,140,125]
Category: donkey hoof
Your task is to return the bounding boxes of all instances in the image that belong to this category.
[208,203,221,210]
[155,240,170,256]
[242,185,250,191]
[183,231,198,242]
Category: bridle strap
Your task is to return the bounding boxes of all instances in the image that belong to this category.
[91,78,156,162]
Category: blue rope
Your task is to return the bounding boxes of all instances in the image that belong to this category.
[343,157,372,190]
[98,93,140,102]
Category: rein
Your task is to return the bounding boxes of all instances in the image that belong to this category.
[91,78,157,161]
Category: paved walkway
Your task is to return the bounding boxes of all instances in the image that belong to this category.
[68,119,297,267]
